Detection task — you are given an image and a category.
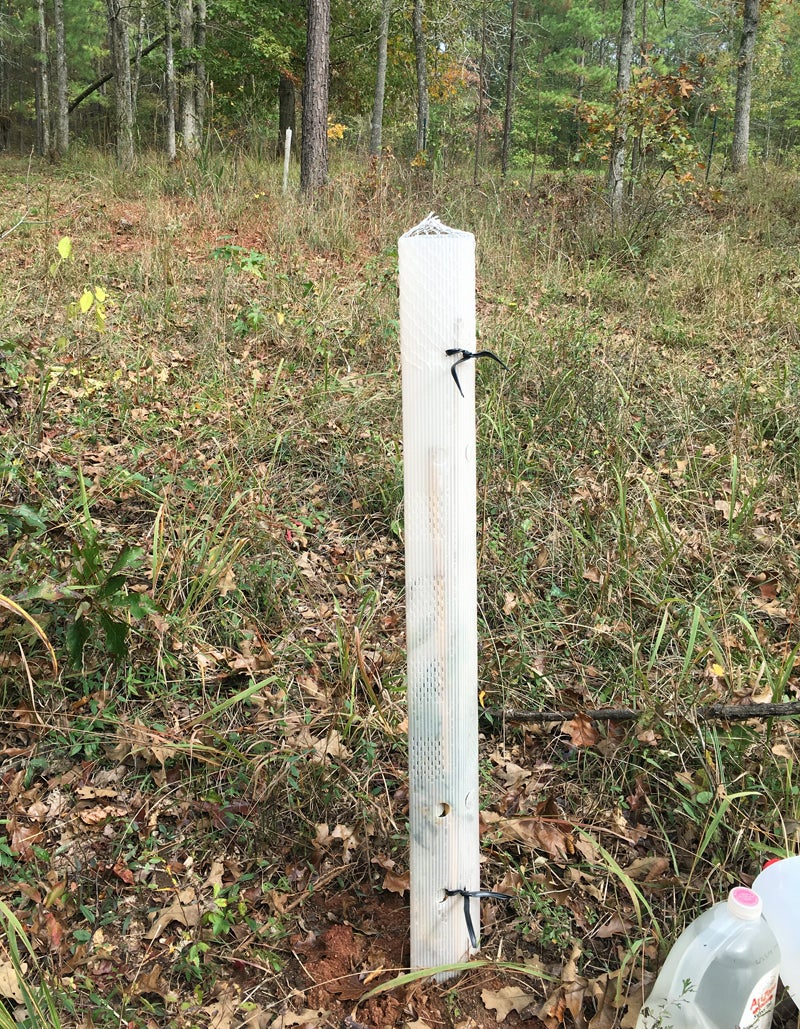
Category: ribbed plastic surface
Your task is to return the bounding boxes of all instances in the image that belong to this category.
[399,215,480,975]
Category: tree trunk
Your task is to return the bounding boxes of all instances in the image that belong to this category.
[607,0,636,227]
[277,72,296,158]
[473,2,487,185]
[412,0,428,155]
[164,0,177,161]
[627,0,647,194]
[0,5,9,152]
[574,40,585,152]
[731,0,760,173]
[194,0,206,141]
[35,0,50,157]
[369,0,391,157]
[105,0,135,168]
[179,0,199,153]
[500,0,519,177]
[53,0,68,156]
[131,0,145,106]
[300,0,330,193]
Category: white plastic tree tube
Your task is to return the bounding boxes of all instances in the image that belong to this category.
[399,214,479,977]
[282,128,292,195]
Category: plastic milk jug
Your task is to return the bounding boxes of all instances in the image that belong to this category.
[753,856,800,1008]
[635,887,780,1029]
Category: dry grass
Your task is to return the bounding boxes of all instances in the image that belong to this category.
[1,151,800,1027]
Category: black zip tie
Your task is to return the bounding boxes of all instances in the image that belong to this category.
[445,348,509,397]
[444,888,514,949]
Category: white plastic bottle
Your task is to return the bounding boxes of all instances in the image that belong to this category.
[753,856,800,1007]
[635,888,780,1029]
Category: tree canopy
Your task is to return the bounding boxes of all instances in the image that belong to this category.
[2,0,799,180]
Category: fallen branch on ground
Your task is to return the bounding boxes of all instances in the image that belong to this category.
[482,701,800,723]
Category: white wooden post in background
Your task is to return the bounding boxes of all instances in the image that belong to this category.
[282,128,292,195]
[399,214,480,977]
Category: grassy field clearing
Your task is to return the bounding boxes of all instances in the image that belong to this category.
[1,153,800,1028]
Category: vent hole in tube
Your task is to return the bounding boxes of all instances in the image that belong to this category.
[438,802,450,817]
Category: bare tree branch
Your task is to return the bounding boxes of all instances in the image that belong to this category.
[483,702,800,724]
[68,34,166,113]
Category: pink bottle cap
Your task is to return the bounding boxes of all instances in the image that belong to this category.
[728,886,763,920]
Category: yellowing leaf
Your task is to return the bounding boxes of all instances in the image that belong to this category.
[57,236,72,260]
[79,289,94,313]
[94,286,108,303]
[276,311,285,325]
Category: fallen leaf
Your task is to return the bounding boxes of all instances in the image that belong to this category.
[205,992,237,1029]
[300,728,352,763]
[563,713,600,748]
[204,859,226,890]
[40,909,65,951]
[242,1006,273,1028]
[502,761,532,788]
[79,805,128,825]
[594,912,635,938]
[382,868,410,895]
[537,985,568,1028]
[586,975,617,1029]
[759,581,779,601]
[26,800,48,821]
[146,888,201,939]
[574,834,601,865]
[0,959,24,1002]
[495,817,574,861]
[112,857,135,885]
[752,597,788,620]
[45,790,69,820]
[75,786,119,800]
[623,856,669,881]
[562,942,582,984]
[10,821,43,860]
[482,985,537,1022]
[330,823,359,862]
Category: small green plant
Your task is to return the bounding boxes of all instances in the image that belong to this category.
[63,467,157,663]
[204,882,246,938]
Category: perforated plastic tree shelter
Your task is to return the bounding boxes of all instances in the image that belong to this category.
[398,215,480,976]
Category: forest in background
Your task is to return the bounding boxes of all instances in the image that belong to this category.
[4,0,800,190]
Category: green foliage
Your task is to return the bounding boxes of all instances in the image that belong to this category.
[203,0,304,127]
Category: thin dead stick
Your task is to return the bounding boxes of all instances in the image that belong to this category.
[483,701,800,724]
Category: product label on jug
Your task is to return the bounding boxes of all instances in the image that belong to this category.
[738,967,779,1029]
